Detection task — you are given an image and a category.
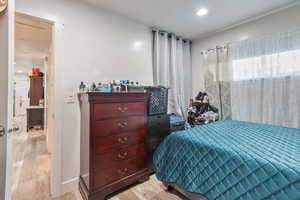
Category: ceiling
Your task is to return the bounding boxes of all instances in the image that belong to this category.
[83,0,300,39]
[15,14,52,75]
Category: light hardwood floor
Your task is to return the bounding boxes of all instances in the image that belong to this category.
[12,116,186,200]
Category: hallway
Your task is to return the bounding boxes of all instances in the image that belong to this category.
[11,116,185,200]
[11,116,81,200]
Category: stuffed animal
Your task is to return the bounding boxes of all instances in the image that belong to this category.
[188,92,219,127]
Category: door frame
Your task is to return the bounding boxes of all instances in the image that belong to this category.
[1,0,14,199]
[14,12,64,198]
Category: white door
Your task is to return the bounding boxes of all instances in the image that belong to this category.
[0,0,15,199]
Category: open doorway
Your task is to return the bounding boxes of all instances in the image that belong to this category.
[12,13,54,199]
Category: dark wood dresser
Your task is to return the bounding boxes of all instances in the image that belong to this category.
[26,106,44,132]
[29,76,44,106]
[78,92,150,200]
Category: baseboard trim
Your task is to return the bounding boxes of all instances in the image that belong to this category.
[61,177,79,194]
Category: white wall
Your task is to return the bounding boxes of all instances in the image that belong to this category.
[46,48,54,154]
[14,74,29,116]
[16,0,153,196]
[192,4,300,96]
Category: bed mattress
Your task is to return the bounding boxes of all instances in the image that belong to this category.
[153,120,300,200]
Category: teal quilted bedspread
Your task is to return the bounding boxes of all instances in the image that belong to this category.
[153,120,300,200]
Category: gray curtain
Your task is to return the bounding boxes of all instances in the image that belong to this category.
[152,30,192,118]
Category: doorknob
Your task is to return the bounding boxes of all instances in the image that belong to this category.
[0,0,7,6]
[0,126,5,137]
[0,0,7,13]
[8,126,20,134]
[0,125,20,136]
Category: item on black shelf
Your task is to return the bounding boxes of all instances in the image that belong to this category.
[144,86,169,116]
[170,114,186,132]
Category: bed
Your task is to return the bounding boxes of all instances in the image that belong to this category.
[153,120,300,200]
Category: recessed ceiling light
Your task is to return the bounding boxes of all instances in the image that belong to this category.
[17,70,23,73]
[197,8,208,17]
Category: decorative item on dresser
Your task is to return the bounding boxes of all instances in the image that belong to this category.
[78,92,150,200]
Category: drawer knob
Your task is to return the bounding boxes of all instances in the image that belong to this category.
[117,122,128,128]
[117,137,128,144]
[117,168,128,175]
[117,152,128,159]
[117,107,128,113]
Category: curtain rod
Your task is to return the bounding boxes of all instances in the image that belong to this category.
[201,27,300,55]
[152,29,192,44]
[200,45,229,55]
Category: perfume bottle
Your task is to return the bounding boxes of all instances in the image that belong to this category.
[102,83,111,93]
[79,81,85,93]
[85,82,90,92]
[91,82,97,92]
[95,83,102,92]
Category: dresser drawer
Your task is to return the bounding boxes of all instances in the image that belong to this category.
[93,102,145,120]
[93,143,146,171]
[94,129,146,153]
[94,116,145,137]
[93,156,146,190]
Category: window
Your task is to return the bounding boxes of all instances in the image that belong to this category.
[232,49,300,81]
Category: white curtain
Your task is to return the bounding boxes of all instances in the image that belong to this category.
[230,29,300,128]
[203,50,220,113]
[202,47,232,120]
[153,30,192,118]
